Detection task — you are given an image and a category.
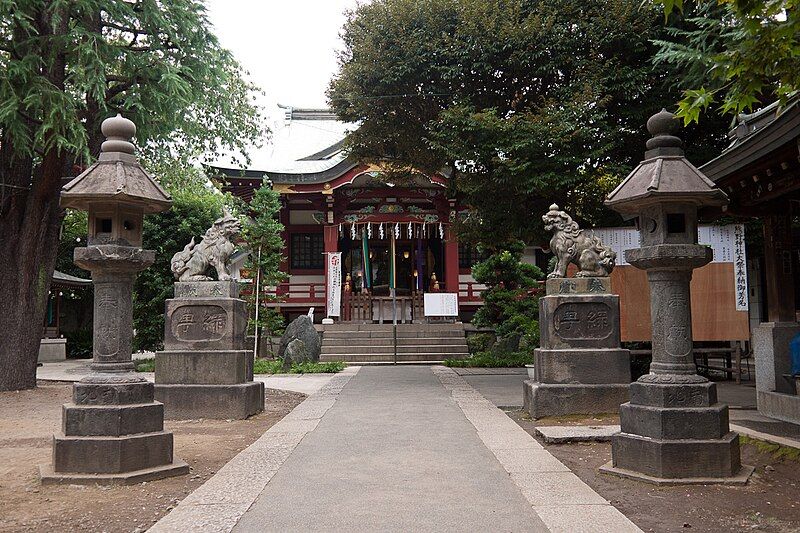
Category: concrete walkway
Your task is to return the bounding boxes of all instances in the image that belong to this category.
[152,366,638,532]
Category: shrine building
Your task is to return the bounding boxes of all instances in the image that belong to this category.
[217,107,485,322]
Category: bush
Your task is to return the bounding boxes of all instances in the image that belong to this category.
[64,329,92,359]
[252,358,345,374]
[466,333,495,354]
[133,357,345,374]
[444,351,532,368]
[470,242,544,350]
[133,357,155,372]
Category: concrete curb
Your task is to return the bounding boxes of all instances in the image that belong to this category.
[731,423,800,450]
[148,366,360,533]
[534,425,620,444]
[432,366,642,533]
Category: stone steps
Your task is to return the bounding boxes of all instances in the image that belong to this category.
[326,352,470,363]
[322,344,468,354]
[319,323,469,363]
[322,337,467,347]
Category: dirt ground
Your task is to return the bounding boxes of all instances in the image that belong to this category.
[0,381,305,533]
[508,409,800,533]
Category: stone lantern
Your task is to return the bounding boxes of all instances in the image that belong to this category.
[40,115,188,483]
[601,109,752,483]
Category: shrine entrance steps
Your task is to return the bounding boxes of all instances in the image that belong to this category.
[319,323,469,364]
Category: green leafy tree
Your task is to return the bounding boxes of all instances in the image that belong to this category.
[654,0,800,122]
[471,243,544,345]
[240,183,287,346]
[0,1,264,390]
[329,0,729,247]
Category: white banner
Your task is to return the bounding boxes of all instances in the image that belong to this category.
[326,252,342,317]
[733,224,749,311]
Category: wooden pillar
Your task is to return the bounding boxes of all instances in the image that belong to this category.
[323,224,339,317]
[277,196,289,297]
[763,208,796,322]
[444,226,459,294]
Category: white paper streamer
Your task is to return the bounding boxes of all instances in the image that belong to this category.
[395,223,400,239]
[379,223,385,239]
[438,223,444,239]
[367,222,372,239]
[350,223,356,240]
[407,222,413,239]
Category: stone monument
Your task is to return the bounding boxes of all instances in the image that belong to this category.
[601,109,752,484]
[523,205,631,418]
[41,114,188,483]
[153,215,264,419]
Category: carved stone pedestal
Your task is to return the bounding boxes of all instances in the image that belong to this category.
[601,378,751,484]
[154,281,264,419]
[524,278,630,418]
[41,246,188,484]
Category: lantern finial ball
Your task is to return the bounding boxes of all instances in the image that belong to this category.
[645,109,682,151]
[100,114,136,155]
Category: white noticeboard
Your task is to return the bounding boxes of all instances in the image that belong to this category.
[424,293,459,317]
[592,224,749,311]
[326,252,342,317]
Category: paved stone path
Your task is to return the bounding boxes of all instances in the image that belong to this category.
[152,366,640,532]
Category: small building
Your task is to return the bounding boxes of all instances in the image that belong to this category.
[40,270,92,362]
[217,107,486,323]
[701,93,800,424]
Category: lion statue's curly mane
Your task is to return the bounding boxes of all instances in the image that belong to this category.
[542,204,616,279]
[171,210,242,282]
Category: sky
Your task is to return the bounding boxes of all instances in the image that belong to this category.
[206,0,361,110]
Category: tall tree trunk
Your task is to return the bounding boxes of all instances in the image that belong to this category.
[0,150,66,390]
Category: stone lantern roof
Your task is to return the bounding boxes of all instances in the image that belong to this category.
[61,114,172,213]
[605,109,728,214]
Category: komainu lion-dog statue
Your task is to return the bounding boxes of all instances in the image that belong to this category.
[171,210,242,281]
[543,204,616,279]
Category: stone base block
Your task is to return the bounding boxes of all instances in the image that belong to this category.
[73,379,154,405]
[38,338,67,362]
[164,297,247,351]
[757,390,800,425]
[600,461,754,486]
[53,431,175,474]
[629,380,717,408]
[62,402,164,436]
[609,431,744,480]
[619,402,729,440]
[155,381,264,420]
[155,350,252,385]
[539,293,621,350]
[753,321,800,395]
[523,380,629,419]
[534,348,631,384]
[40,458,189,485]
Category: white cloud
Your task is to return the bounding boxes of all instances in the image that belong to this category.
[206,0,361,109]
